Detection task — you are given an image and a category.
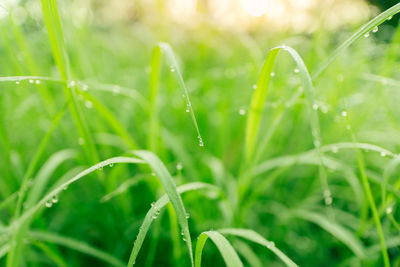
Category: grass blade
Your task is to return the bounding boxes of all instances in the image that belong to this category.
[344,112,390,266]
[133,150,194,266]
[29,231,125,267]
[40,0,100,166]
[9,156,144,232]
[195,230,243,267]
[242,45,330,205]
[292,209,366,258]
[158,43,203,147]
[218,228,298,267]
[312,3,400,79]
[127,182,220,266]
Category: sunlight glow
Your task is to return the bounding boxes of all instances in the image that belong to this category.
[240,0,268,17]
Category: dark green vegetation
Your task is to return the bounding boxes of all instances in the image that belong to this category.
[1,1,400,266]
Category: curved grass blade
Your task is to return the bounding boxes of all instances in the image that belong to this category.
[243,45,330,205]
[100,175,148,203]
[218,228,298,267]
[0,75,148,108]
[29,231,125,267]
[7,154,132,266]
[9,156,144,232]
[133,150,194,266]
[195,231,243,267]
[158,43,203,147]
[254,142,397,175]
[24,150,76,210]
[127,182,220,266]
[292,210,366,258]
[0,75,65,84]
[312,3,400,79]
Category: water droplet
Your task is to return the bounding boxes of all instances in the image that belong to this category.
[45,201,53,208]
[84,100,93,109]
[372,26,378,33]
[151,172,156,176]
[386,205,393,214]
[270,72,275,77]
[252,84,258,90]
[15,81,20,85]
[29,79,34,84]
[181,231,184,236]
[346,125,351,130]
[185,213,190,219]
[68,80,76,88]
[51,195,59,203]
[312,103,318,110]
[199,138,204,147]
[151,202,155,207]
[170,66,175,72]
[185,107,190,112]
[176,162,183,171]
[81,84,89,91]
[387,16,393,21]
[109,163,114,167]
[325,196,333,205]
[35,80,40,84]
[381,151,387,157]
[341,111,347,117]
[294,68,299,73]
[63,185,68,190]
[239,109,246,115]
[364,32,370,38]
[331,146,339,153]
[267,241,275,249]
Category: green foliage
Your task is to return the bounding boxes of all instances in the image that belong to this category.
[1,1,400,266]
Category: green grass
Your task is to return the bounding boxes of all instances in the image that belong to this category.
[1,0,400,266]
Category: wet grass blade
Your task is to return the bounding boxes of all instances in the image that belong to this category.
[127,182,220,266]
[195,230,243,267]
[242,45,330,205]
[158,43,203,146]
[312,2,400,79]
[218,228,298,267]
[9,156,144,231]
[133,150,194,266]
